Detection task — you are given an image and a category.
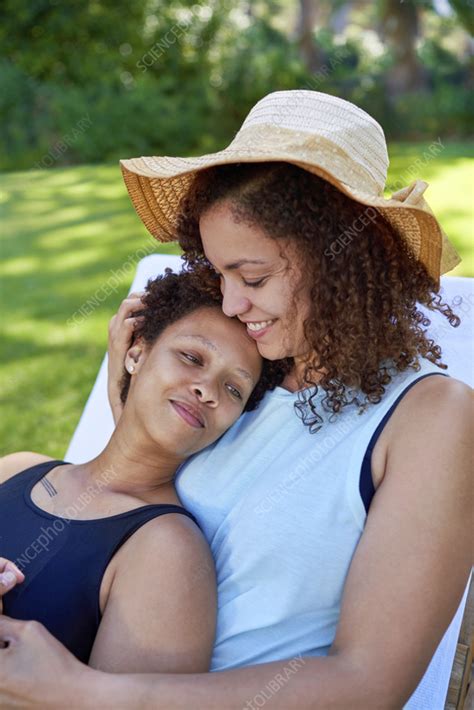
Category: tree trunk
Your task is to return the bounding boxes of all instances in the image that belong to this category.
[329,2,352,36]
[296,0,325,73]
[378,0,428,96]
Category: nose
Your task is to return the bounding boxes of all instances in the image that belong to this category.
[192,380,219,408]
[221,280,252,318]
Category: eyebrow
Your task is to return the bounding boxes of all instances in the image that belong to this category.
[183,335,218,352]
[180,335,254,383]
[223,259,267,270]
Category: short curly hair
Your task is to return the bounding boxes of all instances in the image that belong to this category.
[119,267,290,410]
[176,162,461,432]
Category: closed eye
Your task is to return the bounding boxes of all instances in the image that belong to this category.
[181,352,202,365]
[243,278,266,288]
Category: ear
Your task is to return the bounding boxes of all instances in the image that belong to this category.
[124,338,149,376]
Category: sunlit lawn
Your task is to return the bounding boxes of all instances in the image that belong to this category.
[0,141,472,456]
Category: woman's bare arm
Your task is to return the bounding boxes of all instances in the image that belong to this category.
[88,514,216,674]
[0,377,471,708]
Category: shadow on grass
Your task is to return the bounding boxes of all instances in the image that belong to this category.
[1,164,181,326]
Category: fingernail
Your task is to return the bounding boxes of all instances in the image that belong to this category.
[2,571,15,585]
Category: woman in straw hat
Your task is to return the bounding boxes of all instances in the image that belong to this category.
[0,90,471,709]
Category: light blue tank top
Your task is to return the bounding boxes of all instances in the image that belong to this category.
[175,358,446,671]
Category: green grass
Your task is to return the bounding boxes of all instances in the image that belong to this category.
[385,141,474,275]
[1,142,473,456]
[0,164,180,457]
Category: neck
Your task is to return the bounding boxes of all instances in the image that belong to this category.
[77,412,183,503]
[281,356,326,392]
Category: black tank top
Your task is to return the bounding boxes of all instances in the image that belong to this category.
[0,460,198,663]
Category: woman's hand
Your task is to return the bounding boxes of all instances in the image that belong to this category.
[0,616,97,709]
[107,292,144,425]
[0,559,25,614]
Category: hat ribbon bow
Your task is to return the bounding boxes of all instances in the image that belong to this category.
[390,179,431,211]
[389,178,460,273]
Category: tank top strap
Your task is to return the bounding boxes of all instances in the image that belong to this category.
[2,458,199,528]
[121,503,199,529]
[359,372,450,514]
[0,459,67,490]
[105,503,199,560]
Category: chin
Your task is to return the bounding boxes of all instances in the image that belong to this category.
[256,341,288,360]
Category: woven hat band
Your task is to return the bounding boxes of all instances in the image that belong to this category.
[228,124,384,197]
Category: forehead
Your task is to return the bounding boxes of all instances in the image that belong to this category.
[163,307,261,374]
[199,203,281,266]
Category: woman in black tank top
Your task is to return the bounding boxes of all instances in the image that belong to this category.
[0,269,285,673]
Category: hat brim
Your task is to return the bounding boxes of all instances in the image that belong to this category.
[120,150,460,282]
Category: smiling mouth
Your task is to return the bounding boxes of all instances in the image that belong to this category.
[169,400,205,429]
[244,319,276,339]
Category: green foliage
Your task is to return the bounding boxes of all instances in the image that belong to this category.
[0,1,472,171]
[448,0,474,35]
[0,0,148,86]
[209,16,306,143]
[382,85,473,140]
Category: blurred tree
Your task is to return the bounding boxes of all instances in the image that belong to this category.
[447,0,474,35]
[377,0,429,96]
[0,0,471,170]
[296,0,323,72]
[295,0,357,70]
[0,0,148,86]
[328,2,353,35]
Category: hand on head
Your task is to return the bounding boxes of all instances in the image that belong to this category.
[107,290,145,423]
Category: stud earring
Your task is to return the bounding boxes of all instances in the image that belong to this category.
[128,365,135,373]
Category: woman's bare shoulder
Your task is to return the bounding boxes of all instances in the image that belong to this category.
[390,374,471,431]
[113,510,213,588]
[119,510,211,567]
[372,375,471,488]
[0,452,54,485]
[381,374,472,482]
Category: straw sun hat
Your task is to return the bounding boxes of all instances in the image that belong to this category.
[120,90,460,282]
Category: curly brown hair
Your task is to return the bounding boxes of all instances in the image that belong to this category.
[176,162,460,432]
[119,267,289,411]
